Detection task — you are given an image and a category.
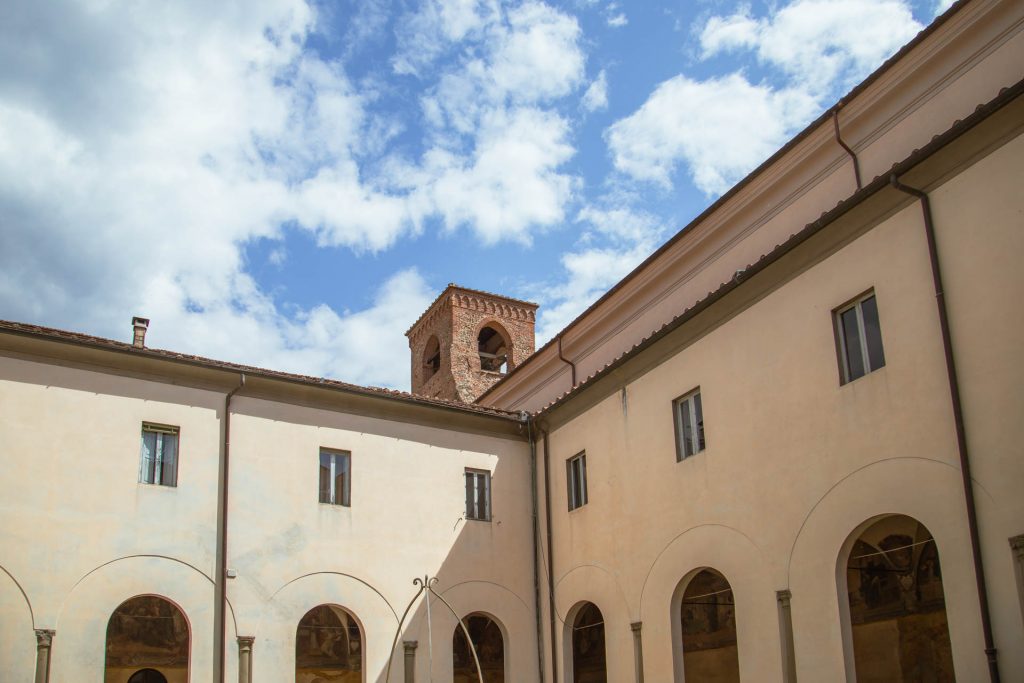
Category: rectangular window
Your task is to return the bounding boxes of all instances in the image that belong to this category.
[465,469,491,521]
[319,449,351,506]
[674,389,705,461]
[139,423,179,487]
[835,292,886,384]
[566,452,588,511]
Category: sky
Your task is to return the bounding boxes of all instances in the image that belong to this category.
[0,0,956,390]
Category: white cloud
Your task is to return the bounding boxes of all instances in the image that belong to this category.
[607,0,922,195]
[933,0,956,15]
[582,70,609,112]
[701,0,922,91]
[0,0,597,388]
[606,74,817,194]
[607,13,627,27]
[534,205,664,342]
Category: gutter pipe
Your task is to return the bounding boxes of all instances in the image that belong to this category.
[889,174,1000,683]
[833,107,862,190]
[215,373,246,682]
[524,412,547,683]
[538,421,559,683]
[557,335,577,388]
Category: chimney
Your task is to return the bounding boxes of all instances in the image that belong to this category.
[132,316,150,348]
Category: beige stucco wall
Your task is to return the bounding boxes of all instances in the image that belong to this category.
[537,129,1024,682]
[0,358,537,682]
[483,0,1024,413]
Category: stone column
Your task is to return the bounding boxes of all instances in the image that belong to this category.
[776,590,798,683]
[1010,535,1024,629]
[34,629,55,683]
[237,636,254,683]
[403,640,418,683]
[630,621,644,683]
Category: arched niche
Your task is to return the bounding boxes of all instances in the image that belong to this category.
[841,515,954,682]
[477,323,510,374]
[452,612,506,682]
[566,601,607,683]
[104,595,189,683]
[295,604,363,682]
[675,568,740,683]
[423,335,442,381]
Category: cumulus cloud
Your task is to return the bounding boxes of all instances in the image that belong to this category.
[0,0,590,390]
[534,205,665,341]
[606,0,922,196]
[606,74,818,194]
[582,70,609,112]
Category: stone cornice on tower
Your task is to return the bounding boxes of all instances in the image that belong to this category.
[406,284,537,342]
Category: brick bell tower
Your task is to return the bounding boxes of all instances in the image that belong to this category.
[406,284,538,403]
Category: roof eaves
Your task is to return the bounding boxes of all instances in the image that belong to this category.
[532,76,1024,418]
[0,320,523,422]
[476,0,972,404]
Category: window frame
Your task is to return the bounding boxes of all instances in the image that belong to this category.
[318,448,351,507]
[566,451,588,511]
[673,388,705,461]
[139,422,180,487]
[464,468,491,522]
[833,291,886,385]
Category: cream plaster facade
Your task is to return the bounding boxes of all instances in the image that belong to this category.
[2,1,1023,682]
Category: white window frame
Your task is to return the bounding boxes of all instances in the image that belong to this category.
[464,469,491,521]
[566,452,588,511]
[319,448,351,507]
[139,422,179,487]
[835,292,886,384]
[673,388,705,461]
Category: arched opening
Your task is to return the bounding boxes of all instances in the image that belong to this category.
[477,325,509,374]
[296,604,363,682]
[844,515,953,682]
[104,595,189,683]
[127,670,168,683]
[453,613,505,682]
[679,569,740,683]
[423,335,441,381]
[570,602,607,683]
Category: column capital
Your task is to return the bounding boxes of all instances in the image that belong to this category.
[237,636,254,649]
[1009,535,1024,556]
[403,640,419,653]
[776,589,792,605]
[34,630,55,648]
[630,621,643,633]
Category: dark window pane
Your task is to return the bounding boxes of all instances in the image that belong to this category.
[580,456,588,506]
[681,399,694,458]
[466,472,475,518]
[481,474,489,520]
[339,454,350,506]
[319,452,332,503]
[841,307,865,381]
[693,392,705,452]
[861,296,886,371]
[161,433,178,487]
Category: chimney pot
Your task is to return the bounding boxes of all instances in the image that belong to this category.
[132,316,150,348]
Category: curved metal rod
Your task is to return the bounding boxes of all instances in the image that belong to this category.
[384,579,427,683]
[426,582,485,683]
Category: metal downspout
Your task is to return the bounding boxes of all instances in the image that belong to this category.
[215,374,246,683]
[833,107,862,190]
[557,335,577,388]
[539,422,559,683]
[889,174,1000,683]
[525,412,547,683]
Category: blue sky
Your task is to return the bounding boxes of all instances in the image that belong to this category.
[0,0,953,389]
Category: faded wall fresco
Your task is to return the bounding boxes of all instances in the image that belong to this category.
[104,596,189,683]
[453,614,505,683]
[847,516,954,682]
[295,604,362,683]
[681,569,740,683]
